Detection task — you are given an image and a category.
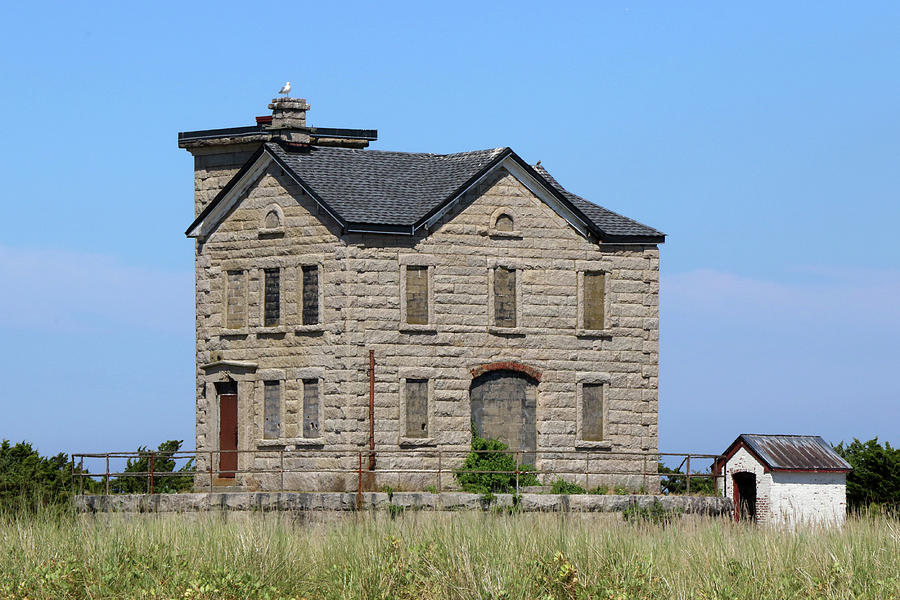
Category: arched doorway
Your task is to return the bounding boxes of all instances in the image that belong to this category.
[733,472,757,522]
[470,369,537,464]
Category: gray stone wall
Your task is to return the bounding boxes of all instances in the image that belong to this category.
[192,163,660,492]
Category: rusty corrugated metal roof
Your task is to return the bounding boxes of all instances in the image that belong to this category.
[736,434,851,471]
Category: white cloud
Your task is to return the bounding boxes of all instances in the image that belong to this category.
[0,245,192,334]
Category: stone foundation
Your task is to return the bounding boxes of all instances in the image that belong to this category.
[75,492,731,516]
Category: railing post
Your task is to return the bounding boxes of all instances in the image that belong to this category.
[105,454,110,496]
[515,451,520,495]
[280,449,285,493]
[437,449,442,493]
[585,455,590,491]
[641,453,647,493]
[149,452,155,495]
[685,455,691,495]
[356,451,363,510]
[79,456,84,496]
[209,451,213,492]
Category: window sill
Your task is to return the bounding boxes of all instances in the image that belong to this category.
[576,328,613,339]
[487,326,526,337]
[294,324,324,335]
[487,229,523,239]
[574,440,613,450]
[258,228,284,238]
[257,439,288,448]
[258,437,325,449]
[219,328,249,337]
[399,324,438,334]
[399,437,436,447]
[293,437,325,447]
[255,325,289,335]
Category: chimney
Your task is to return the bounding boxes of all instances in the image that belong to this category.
[266,97,310,129]
[261,97,311,144]
[179,93,377,215]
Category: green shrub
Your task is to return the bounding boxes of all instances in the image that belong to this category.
[588,485,608,495]
[835,437,900,512]
[550,478,586,495]
[455,432,539,493]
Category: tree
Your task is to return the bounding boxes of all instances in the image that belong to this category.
[834,437,900,511]
[658,461,717,496]
[110,440,195,494]
[0,440,78,511]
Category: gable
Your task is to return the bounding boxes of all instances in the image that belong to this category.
[425,166,599,250]
[201,163,345,248]
[186,142,665,244]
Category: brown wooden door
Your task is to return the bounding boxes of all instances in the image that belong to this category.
[219,394,238,478]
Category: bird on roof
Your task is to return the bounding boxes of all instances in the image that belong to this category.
[278,81,291,96]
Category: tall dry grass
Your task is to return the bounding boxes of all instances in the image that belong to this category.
[1,508,898,599]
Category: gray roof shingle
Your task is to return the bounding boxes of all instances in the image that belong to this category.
[189,142,665,242]
[267,143,507,226]
[534,165,665,240]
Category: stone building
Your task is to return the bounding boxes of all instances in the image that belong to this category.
[714,434,851,527]
[178,96,665,492]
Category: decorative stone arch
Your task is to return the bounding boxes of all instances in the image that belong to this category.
[259,203,285,235]
[488,206,521,237]
[471,360,541,382]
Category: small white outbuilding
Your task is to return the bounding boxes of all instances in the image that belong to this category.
[714,434,851,527]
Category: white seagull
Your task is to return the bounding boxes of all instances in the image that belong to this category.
[278,81,291,96]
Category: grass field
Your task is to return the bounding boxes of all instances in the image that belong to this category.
[1,509,898,599]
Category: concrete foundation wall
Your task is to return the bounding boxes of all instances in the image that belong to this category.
[75,492,731,516]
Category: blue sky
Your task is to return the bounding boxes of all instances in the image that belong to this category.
[1,2,898,464]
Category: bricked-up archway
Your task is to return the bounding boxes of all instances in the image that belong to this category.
[470,369,537,464]
[470,361,542,382]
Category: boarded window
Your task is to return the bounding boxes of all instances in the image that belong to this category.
[226,270,246,329]
[405,266,429,325]
[494,213,514,231]
[583,271,605,330]
[301,265,319,325]
[263,381,281,439]
[494,267,516,327]
[264,268,280,326]
[265,209,281,229]
[302,379,320,438]
[582,383,604,441]
[405,379,428,438]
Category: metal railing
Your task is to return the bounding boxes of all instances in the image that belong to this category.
[72,448,725,499]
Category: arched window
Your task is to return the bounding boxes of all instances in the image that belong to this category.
[494,213,514,232]
[264,209,281,229]
[259,204,284,235]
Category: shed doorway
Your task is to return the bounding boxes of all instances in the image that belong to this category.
[216,381,238,479]
[470,370,537,464]
[733,472,757,522]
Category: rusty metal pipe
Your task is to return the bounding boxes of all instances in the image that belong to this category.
[368,349,376,471]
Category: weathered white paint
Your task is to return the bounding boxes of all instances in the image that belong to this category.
[768,471,846,527]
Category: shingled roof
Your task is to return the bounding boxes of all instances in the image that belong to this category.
[187,142,665,243]
[267,143,507,227]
